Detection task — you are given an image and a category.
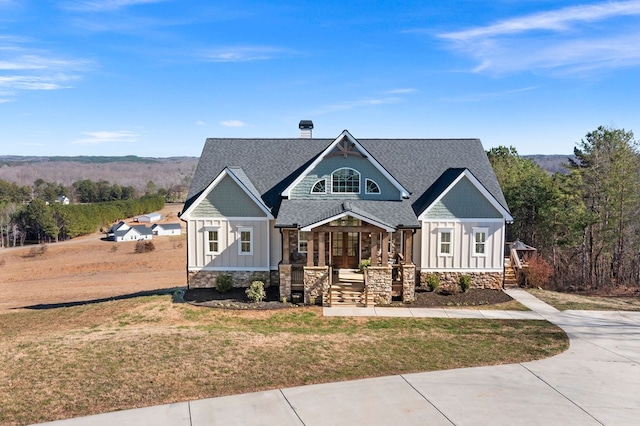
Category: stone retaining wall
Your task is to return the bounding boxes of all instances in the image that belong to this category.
[188,270,272,288]
[420,271,503,292]
[365,266,392,305]
[304,266,330,305]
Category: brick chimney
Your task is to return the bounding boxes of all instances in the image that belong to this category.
[299,120,313,138]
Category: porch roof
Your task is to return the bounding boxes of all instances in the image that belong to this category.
[274,199,420,230]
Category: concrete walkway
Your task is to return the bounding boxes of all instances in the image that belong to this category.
[39,289,640,426]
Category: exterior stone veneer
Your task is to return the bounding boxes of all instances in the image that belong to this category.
[402,264,416,303]
[365,266,392,305]
[420,271,503,292]
[304,266,330,305]
[279,264,292,302]
[188,270,273,288]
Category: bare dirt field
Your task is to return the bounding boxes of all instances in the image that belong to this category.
[0,204,186,312]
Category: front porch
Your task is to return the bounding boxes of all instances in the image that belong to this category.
[278,218,416,306]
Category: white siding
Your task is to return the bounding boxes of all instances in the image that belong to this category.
[269,220,281,270]
[420,220,504,272]
[187,218,270,270]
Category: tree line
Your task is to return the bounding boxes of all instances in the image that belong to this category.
[1,177,165,246]
[489,126,639,290]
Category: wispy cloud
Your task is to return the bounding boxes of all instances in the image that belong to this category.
[314,97,402,115]
[384,88,418,95]
[72,130,142,145]
[442,86,540,103]
[195,120,207,126]
[220,120,248,128]
[0,39,93,100]
[313,88,417,115]
[60,0,167,12]
[437,0,640,75]
[203,46,289,63]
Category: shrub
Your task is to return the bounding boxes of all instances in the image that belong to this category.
[246,281,266,303]
[358,259,371,273]
[459,274,472,293]
[425,273,440,292]
[524,254,553,288]
[134,240,155,253]
[215,274,233,293]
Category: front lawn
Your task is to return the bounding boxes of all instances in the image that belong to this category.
[528,288,640,311]
[0,295,567,425]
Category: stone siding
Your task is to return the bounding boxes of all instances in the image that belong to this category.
[420,271,503,292]
[279,264,292,301]
[365,266,392,305]
[304,266,330,305]
[402,264,416,303]
[188,270,272,288]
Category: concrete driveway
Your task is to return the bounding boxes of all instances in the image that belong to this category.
[40,290,640,426]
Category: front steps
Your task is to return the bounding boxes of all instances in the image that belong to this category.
[504,257,519,288]
[326,269,374,307]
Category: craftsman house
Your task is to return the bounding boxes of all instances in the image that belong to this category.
[180,121,512,305]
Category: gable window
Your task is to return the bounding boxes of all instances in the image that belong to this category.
[298,231,309,253]
[332,168,360,193]
[438,228,453,256]
[238,227,253,255]
[365,178,380,194]
[473,227,488,256]
[311,179,326,194]
[205,228,220,253]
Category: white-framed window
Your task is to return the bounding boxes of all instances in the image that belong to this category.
[331,168,360,193]
[205,228,220,254]
[365,178,380,194]
[238,227,253,255]
[311,179,326,194]
[473,227,488,256]
[438,228,453,256]
[298,230,309,253]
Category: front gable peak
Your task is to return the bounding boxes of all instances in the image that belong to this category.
[282,130,410,199]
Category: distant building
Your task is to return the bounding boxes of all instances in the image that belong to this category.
[152,223,182,236]
[55,195,70,205]
[136,212,162,223]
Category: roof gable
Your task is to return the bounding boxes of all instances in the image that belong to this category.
[282,130,410,199]
[417,169,513,221]
[182,167,273,219]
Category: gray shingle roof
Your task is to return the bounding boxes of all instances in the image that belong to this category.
[184,136,509,219]
[275,199,420,229]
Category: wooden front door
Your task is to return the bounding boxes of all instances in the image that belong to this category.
[332,232,359,269]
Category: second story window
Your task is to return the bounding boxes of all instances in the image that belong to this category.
[332,168,360,193]
[365,179,380,194]
[311,179,326,194]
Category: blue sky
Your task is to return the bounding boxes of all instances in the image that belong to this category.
[1,0,639,157]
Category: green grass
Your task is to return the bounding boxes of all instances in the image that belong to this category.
[528,288,640,311]
[0,296,568,425]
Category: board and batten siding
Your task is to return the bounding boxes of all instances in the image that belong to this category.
[187,218,270,270]
[420,220,504,271]
[289,155,401,200]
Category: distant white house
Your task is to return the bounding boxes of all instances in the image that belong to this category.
[55,195,70,205]
[136,212,162,223]
[108,222,153,242]
[151,223,182,236]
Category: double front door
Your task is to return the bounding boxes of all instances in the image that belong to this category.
[332,232,359,269]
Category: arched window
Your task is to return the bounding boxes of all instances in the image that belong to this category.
[311,179,326,194]
[365,179,380,194]
[332,168,360,193]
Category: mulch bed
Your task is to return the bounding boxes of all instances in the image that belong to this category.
[409,287,513,307]
[184,286,513,310]
[184,285,293,310]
